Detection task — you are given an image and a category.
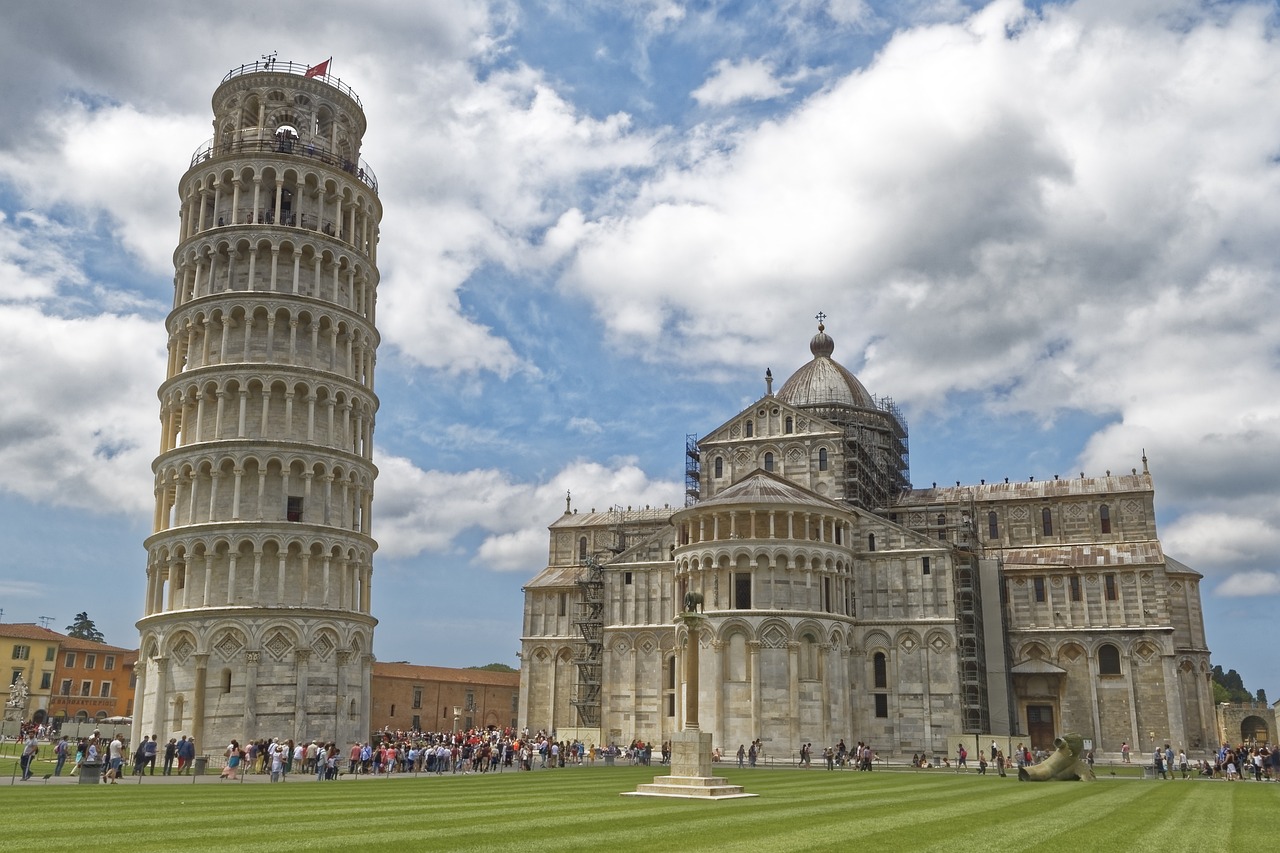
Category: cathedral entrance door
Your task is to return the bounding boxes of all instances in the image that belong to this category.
[1026,705,1055,751]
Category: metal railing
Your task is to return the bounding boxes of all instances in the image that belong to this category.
[189,136,377,193]
[221,60,363,108]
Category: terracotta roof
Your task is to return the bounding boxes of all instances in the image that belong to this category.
[58,636,138,656]
[0,623,66,642]
[372,662,518,687]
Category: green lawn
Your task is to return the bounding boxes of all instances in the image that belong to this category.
[0,761,1274,852]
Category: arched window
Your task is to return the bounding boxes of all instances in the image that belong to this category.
[578,537,588,562]
[1099,504,1111,534]
[1098,644,1122,675]
[714,457,723,478]
[784,416,793,434]
[800,634,819,680]
[818,448,828,471]
[987,511,998,540]
[745,420,754,437]
[873,652,887,689]
[868,533,876,552]
[1042,508,1053,536]
[763,452,774,472]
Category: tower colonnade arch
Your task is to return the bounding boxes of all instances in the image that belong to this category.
[172,231,378,321]
[157,370,376,458]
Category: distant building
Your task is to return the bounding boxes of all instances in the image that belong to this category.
[520,322,1216,758]
[1,624,138,726]
[2,623,63,724]
[370,663,519,734]
[48,636,138,724]
[1215,701,1276,746]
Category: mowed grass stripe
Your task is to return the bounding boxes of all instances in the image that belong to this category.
[2,766,1276,852]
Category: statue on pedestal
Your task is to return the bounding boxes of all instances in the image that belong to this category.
[5,675,30,724]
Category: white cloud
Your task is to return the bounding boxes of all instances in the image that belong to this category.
[693,58,791,107]
[0,579,48,599]
[0,306,162,514]
[369,62,660,377]
[1215,571,1280,598]
[568,416,603,435]
[373,453,680,569]
[0,102,200,275]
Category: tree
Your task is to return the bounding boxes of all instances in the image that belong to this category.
[65,612,105,643]
[1211,666,1253,703]
[468,663,517,673]
[1258,689,1268,705]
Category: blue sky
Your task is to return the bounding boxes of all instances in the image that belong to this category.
[1,0,1277,703]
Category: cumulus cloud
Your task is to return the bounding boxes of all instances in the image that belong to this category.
[367,61,660,376]
[0,305,163,514]
[1216,571,1280,597]
[373,453,680,569]
[693,58,792,107]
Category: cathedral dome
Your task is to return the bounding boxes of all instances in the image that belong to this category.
[776,322,876,409]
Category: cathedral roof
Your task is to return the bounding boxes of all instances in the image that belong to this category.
[1162,555,1202,579]
[999,542,1164,567]
[775,321,876,410]
[549,506,674,529]
[693,469,841,512]
[899,472,1152,504]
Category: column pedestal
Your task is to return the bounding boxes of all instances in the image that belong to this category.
[623,613,756,800]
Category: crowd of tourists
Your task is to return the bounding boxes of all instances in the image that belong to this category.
[200,727,674,781]
[11,717,1276,784]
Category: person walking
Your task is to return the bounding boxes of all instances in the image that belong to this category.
[20,731,39,781]
[53,736,69,776]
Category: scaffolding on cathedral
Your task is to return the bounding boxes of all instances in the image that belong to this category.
[827,395,910,509]
[891,488,992,734]
[684,434,701,506]
[569,505,672,727]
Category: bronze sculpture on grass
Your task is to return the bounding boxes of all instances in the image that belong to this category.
[1018,733,1096,781]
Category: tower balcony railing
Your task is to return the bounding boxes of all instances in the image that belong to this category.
[221,60,363,108]
[189,136,378,193]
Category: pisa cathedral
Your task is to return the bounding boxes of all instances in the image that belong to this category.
[520,322,1217,758]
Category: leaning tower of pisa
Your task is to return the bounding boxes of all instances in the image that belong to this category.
[134,59,381,750]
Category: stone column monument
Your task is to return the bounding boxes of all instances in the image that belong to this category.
[625,608,754,799]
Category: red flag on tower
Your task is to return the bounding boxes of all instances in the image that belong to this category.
[305,58,330,78]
